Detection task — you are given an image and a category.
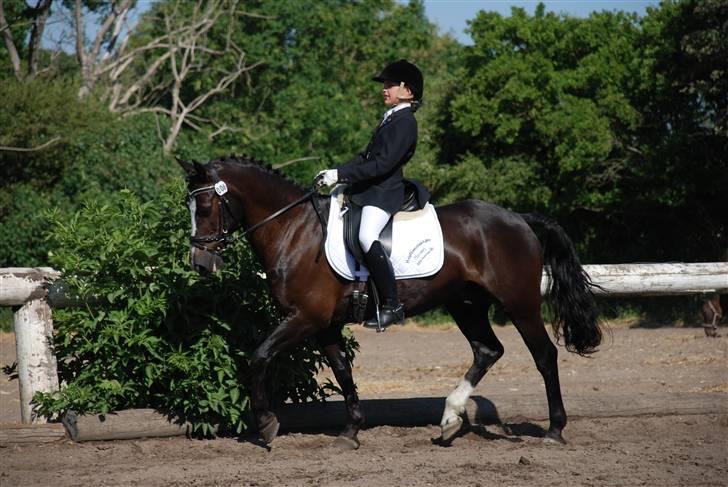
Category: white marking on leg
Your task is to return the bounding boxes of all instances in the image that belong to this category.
[440,379,474,427]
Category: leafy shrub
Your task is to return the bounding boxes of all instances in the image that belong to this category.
[34,182,357,436]
[0,112,190,267]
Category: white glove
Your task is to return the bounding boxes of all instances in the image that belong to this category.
[315,169,338,188]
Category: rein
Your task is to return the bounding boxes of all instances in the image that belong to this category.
[241,189,318,238]
[188,167,317,249]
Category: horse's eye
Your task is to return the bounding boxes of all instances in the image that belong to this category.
[196,204,212,217]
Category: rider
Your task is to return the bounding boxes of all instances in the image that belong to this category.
[315,59,423,329]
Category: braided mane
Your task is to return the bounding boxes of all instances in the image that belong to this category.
[210,154,308,192]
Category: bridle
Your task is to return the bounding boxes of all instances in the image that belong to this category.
[187,167,317,252]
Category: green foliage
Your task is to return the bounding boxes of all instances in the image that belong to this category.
[0,0,31,76]
[0,103,183,266]
[0,308,12,333]
[2,0,725,350]
[33,184,357,435]
[429,1,726,263]
[163,0,439,179]
[0,78,113,187]
[435,6,642,214]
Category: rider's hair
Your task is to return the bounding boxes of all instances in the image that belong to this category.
[396,81,422,112]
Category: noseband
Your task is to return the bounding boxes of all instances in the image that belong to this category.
[188,167,317,252]
[187,166,238,250]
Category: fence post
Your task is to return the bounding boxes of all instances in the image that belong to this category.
[1,268,60,424]
[14,297,59,423]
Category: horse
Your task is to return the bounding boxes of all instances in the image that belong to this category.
[178,155,603,449]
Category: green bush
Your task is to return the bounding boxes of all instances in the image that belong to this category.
[34,182,357,436]
[0,112,186,267]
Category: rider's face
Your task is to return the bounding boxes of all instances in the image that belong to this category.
[382,81,413,106]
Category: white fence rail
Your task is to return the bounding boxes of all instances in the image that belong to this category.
[2,263,727,424]
[543,263,728,296]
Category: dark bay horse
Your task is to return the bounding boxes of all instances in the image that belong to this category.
[179,155,602,449]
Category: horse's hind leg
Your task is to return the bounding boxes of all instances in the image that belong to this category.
[439,291,504,445]
[509,307,567,444]
[317,327,363,450]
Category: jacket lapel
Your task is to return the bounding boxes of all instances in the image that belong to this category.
[365,107,413,156]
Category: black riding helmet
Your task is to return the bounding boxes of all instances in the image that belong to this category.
[372,59,423,101]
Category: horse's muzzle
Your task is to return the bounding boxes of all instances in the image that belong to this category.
[190,247,225,275]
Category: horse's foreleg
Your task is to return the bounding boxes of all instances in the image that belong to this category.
[439,296,503,445]
[317,328,363,450]
[250,313,311,445]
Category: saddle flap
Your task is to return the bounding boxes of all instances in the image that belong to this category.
[325,186,443,282]
[343,198,392,267]
[341,179,430,265]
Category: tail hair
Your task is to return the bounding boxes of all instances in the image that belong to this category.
[521,213,603,355]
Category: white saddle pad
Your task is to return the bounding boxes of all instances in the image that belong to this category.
[324,186,444,281]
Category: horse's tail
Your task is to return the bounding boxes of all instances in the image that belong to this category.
[520,213,603,355]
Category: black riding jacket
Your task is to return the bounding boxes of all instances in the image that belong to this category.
[337,106,417,214]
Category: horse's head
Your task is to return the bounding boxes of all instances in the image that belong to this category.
[178,159,239,276]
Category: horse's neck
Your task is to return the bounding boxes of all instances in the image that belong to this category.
[229,165,313,267]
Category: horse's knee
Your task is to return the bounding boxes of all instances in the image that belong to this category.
[251,346,275,375]
[330,359,350,379]
[251,349,265,366]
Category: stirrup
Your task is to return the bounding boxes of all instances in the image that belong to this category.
[363,304,404,332]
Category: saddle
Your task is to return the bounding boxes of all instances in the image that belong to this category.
[342,179,428,267]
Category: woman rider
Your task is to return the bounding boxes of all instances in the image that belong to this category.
[315,59,424,329]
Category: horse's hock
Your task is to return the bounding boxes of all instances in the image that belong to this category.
[1,263,727,430]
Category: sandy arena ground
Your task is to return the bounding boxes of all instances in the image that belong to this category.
[1,322,727,487]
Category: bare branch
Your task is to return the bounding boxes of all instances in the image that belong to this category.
[0,0,22,80]
[123,107,173,117]
[94,0,265,152]
[88,0,133,64]
[235,11,275,20]
[110,50,173,111]
[207,124,244,140]
[153,112,165,146]
[273,157,321,170]
[187,59,262,114]
[103,1,132,59]
[26,0,52,77]
[74,0,85,67]
[0,137,61,152]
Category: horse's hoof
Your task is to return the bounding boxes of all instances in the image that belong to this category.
[334,435,360,450]
[258,413,280,445]
[438,416,464,445]
[543,430,566,445]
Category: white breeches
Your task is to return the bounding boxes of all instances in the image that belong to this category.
[359,205,392,253]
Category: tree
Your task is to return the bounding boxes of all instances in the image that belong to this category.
[430,1,725,263]
[73,0,136,99]
[626,0,728,260]
[197,0,438,179]
[434,5,642,215]
[69,0,259,152]
[0,0,53,80]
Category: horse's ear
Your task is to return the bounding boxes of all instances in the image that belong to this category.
[176,157,195,176]
[193,161,207,176]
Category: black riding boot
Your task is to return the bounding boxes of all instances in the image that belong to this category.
[363,241,404,329]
